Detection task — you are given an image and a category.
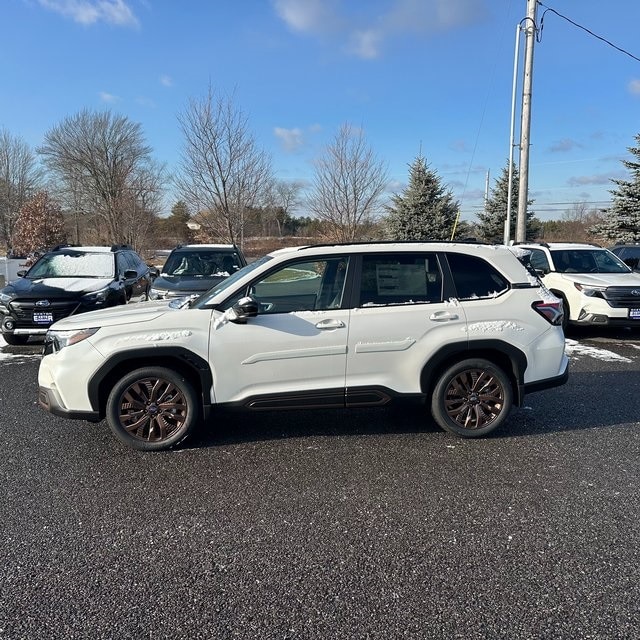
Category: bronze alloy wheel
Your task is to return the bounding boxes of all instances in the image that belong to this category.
[118,376,188,441]
[431,358,513,438]
[106,367,199,450]
[444,368,505,430]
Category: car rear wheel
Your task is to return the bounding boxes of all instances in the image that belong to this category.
[106,367,199,451]
[431,359,513,438]
[2,333,29,346]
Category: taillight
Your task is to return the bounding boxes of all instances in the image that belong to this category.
[532,299,564,326]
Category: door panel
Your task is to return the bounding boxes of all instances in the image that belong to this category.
[210,257,351,405]
[345,252,467,397]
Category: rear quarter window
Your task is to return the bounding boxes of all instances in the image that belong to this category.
[447,253,509,300]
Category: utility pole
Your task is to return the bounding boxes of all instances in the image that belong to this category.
[516,0,537,242]
[505,22,522,245]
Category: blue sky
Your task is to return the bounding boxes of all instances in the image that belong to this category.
[2,0,640,222]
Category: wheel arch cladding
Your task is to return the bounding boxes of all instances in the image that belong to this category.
[88,347,213,418]
[420,340,527,406]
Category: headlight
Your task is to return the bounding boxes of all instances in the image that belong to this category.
[0,291,13,305]
[574,283,607,297]
[44,327,100,353]
[82,287,110,303]
[149,287,168,300]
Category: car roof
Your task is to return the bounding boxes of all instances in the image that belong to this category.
[171,244,237,251]
[519,242,605,251]
[51,246,118,253]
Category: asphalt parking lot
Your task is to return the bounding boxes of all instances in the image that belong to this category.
[0,329,638,639]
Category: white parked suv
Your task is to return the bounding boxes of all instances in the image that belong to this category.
[517,242,640,329]
[38,242,568,450]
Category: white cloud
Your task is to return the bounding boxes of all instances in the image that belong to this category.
[567,174,615,187]
[348,29,382,59]
[160,75,173,87]
[99,91,120,103]
[135,96,156,108]
[628,79,640,95]
[549,138,583,153]
[273,0,341,35]
[274,127,304,152]
[37,0,139,27]
[273,0,488,59]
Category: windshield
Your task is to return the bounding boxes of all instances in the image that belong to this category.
[162,249,243,277]
[550,249,630,274]
[27,251,115,278]
[192,255,272,308]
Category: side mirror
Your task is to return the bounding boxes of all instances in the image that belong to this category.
[229,296,259,324]
[17,270,27,278]
[123,269,138,280]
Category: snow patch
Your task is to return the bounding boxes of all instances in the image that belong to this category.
[116,330,193,344]
[465,321,524,333]
[564,338,633,363]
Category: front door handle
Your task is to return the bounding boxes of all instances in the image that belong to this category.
[429,311,459,321]
[315,319,346,330]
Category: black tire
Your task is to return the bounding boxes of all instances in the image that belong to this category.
[106,367,199,451]
[431,358,513,438]
[558,294,570,333]
[2,333,29,346]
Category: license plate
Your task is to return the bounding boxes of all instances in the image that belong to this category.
[630,308,640,320]
[33,312,54,324]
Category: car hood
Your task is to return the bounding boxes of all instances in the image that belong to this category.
[5,277,112,297]
[559,272,640,286]
[49,300,173,330]
[153,274,227,293]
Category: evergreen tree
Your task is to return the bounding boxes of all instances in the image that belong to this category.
[386,155,460,241]
[11,191,66,255]
[476,162,538,243]
[163,200,193,244]
[590,133,640,242]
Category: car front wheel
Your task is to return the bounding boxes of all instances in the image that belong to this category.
[106,367,199,451]
[431,359,513,438]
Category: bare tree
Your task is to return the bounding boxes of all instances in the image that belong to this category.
[308,124,388,243]
[38,109,164,247]
[175,87,274,247]
[0,129,43,252]
[263,179,303,237]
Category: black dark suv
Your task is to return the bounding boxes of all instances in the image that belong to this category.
[0,244,152,345]
[609,243,640,271]
[149,244,247,300]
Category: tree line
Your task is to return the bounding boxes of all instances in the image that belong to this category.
[1,86,639,258]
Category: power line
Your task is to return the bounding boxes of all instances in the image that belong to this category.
[538,2,640,63]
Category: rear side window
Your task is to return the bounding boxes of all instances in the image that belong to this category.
[447,253,509,300]
[358,253,443,307]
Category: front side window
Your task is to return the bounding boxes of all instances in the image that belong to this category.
[447,253,509,300]
[220,257,349,314]
[358,253,443,307]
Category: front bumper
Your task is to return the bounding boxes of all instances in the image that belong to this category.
[38,385,101,422]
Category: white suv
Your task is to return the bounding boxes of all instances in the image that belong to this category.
[517,242,640,329]
[38,242,568,450]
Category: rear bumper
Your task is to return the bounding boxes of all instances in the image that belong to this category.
[523,359,569,395]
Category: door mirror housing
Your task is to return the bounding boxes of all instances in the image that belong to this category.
[229,296,259,324]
